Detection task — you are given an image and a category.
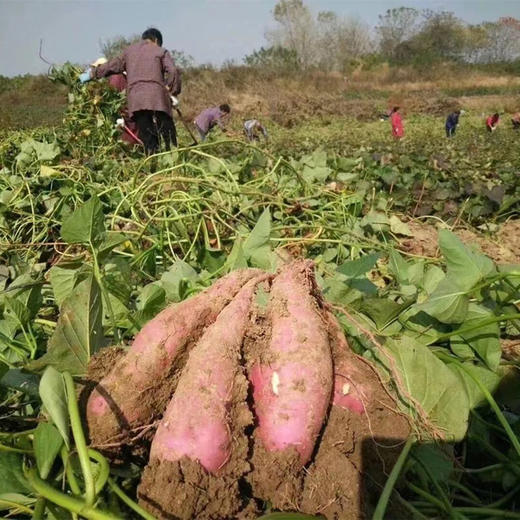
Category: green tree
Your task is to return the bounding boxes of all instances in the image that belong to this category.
[243,46,299,71]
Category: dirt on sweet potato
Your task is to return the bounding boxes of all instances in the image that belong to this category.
[299,312,411,519]
[138,348,253,520]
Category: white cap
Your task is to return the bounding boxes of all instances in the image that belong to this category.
[91,57,108,67]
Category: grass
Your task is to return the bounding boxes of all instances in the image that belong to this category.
[1,62,520,131]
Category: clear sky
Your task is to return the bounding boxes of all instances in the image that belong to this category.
[1,0,519,77]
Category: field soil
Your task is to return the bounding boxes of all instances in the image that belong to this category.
[402,219,520,265]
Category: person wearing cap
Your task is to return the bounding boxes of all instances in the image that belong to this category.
[78,28,181,154]
[243,119,268,142]
[193,104,231,142]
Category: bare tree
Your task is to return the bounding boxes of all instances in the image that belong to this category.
[266,0,317,69]
[479,17,520,62]
[317,12,373,72]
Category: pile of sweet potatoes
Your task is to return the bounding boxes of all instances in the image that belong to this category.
[85,260,410,520]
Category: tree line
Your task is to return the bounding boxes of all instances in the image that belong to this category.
[245,2,520,72]
[99,2,520,73]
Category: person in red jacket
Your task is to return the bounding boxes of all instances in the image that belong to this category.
[486,113,500,132]
[390,106,404,139]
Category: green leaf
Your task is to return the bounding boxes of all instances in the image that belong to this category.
[0,494,34,512]
[0,369,40,398]
[389,215,413,236]
[0,274,42,319]
[385,337,470,440]
[0,453,30,494]
[448,363,501,409]
[136,284,165,314]
[33,422,63,479]
[421,265,445,296]
[28,276,103,375]
[450,304,501,370]
[361,211,391,233]
[242,208,273,270]
[438,230,495,291]
[415,277,469,324]
[411,444,454,483]
[48,266,80,307]
[32,140,60,162]
[160,261,199,303]
[358,297,407,330]
[0,362,8,382]
[388,249,409,285]
[300,150,332,183]
[97,232,128,261]
[61,196,105,245]
[225,238,248,272]
[337,253,381,278]
[4,297,29,327]
[38,367,69,448]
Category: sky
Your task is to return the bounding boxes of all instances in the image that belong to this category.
[1,0,519,77]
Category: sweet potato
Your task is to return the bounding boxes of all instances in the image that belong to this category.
[327,312,367,415]
[86,268,262,447]
[138,276,268,520]
[149,275,266,471]
[249,260,333,464]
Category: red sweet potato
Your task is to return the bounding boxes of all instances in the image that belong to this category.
[86,268,262,447]
[326,311,367,415]
[249,260,333,465]
[149,275,266,472]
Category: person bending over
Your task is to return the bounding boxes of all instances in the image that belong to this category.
[445,110,461,137]
[244,119,268,142]
[486,113,500,132]
[193,104,231,141]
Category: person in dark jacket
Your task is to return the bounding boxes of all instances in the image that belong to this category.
[445,110,461,137]
[79,28,181,154]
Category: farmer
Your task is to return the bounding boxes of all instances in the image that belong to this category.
[486,113,500,132]
[511,112,520,130]
[445,110,461,138]
[244,119,268,142]
[390,106,404,140]
[193,104,231,141]
[78,28,181,155]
